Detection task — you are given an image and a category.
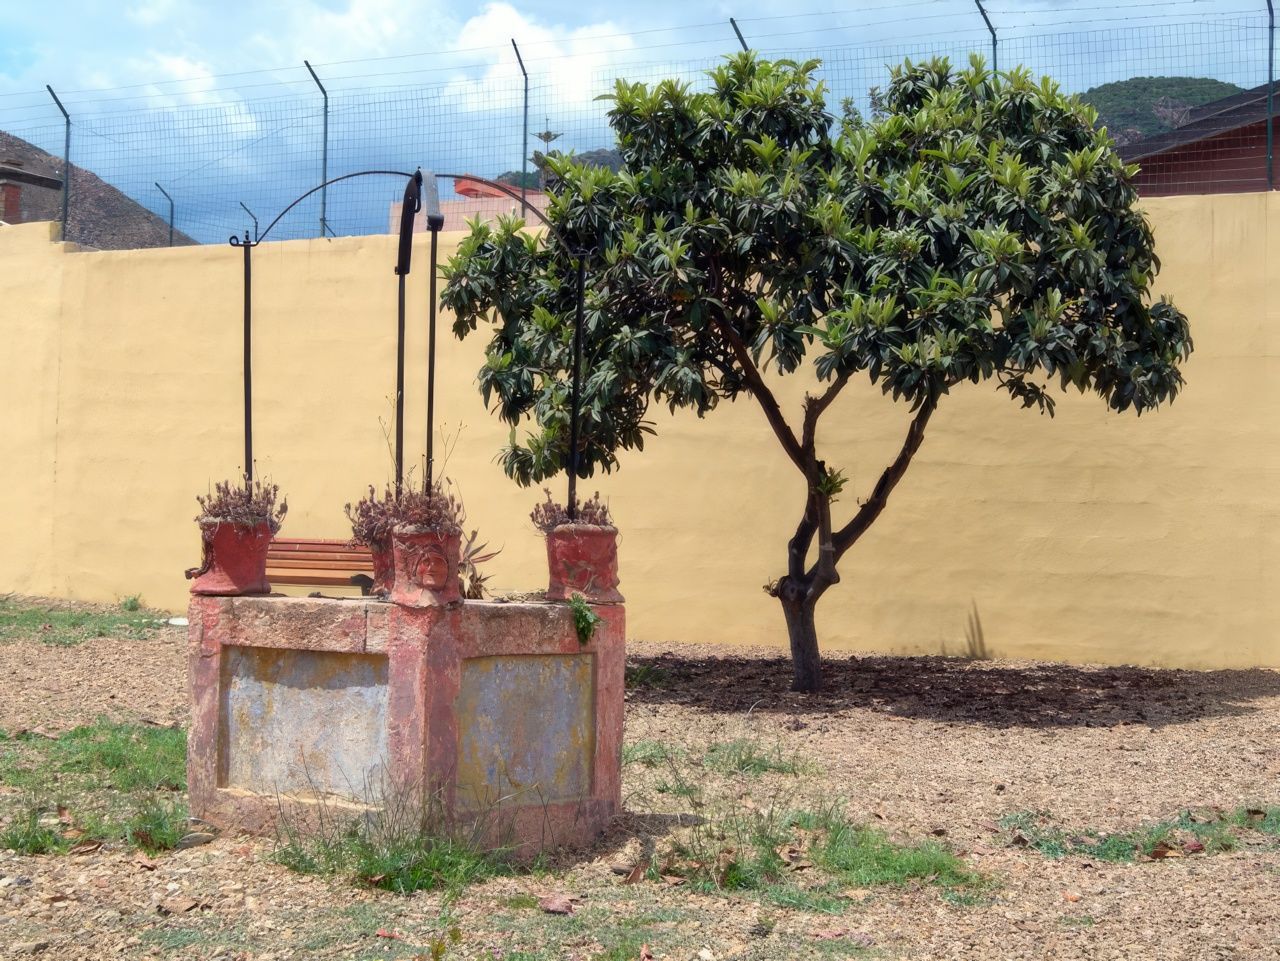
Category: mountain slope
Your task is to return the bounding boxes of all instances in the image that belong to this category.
[0,130,194,249]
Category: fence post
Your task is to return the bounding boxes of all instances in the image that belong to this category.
[304,60,331,237]
[730,17,749,52]
[1259,0,1269,189]
[974,0,997,72]
[239,201,259,242]
[154,182,174,247]
[45,86,70,240]
[512,39,529,216]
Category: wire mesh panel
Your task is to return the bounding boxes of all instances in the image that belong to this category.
[0,9,1274,249]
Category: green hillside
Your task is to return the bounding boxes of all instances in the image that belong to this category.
[1081,76,1244,144]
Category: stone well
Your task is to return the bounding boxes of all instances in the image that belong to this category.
[186,595,624,852]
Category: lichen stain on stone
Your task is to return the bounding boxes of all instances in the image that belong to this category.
[219,645,389,800]
[455,654,595,806]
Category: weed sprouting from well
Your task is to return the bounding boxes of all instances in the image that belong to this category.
[272,771,515,899]
[275,818,503,896]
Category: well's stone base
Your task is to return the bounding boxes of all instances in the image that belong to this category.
[187,595,624,853]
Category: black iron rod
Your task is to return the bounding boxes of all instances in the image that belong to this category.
[46,86,69,239]
[434,172,590,511]
[396,273,407,491]
[568,256,586,519]
[426,226,440,492]
[252,170,414,245]
[730,17,748,52]
[242,235,253,485]
[226,169,418,494]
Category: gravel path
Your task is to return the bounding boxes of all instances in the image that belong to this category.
[0,625,1277,960]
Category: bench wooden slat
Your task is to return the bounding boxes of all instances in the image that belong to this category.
[265,536,376,593]
[269,539,366,553]
[267,558,375,572]
[264,550,374,564]
[267,571,364,586]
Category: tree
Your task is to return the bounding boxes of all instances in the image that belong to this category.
[441,54,1192,692]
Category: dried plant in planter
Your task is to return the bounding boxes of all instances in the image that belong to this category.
[344,484,399,595]
[345,484,398,547]
[394,484,464,533]
[530,489,613,533]
[534,489,622,604]
[187,479,287,595]
[196,479,288,531]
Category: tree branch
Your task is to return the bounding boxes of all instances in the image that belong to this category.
[828,397,938,562]
[788,495,818,581]
[801,374,849,454]
[811,490,838,594]
[712,315,807,471]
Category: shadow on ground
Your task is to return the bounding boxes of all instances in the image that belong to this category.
[625,651,1280,729]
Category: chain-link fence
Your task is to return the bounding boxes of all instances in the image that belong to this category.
[0,7,1273,249]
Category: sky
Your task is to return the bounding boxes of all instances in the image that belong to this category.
[0,1,1270,241]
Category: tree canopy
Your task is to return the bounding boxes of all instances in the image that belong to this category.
[442,53,1191,690]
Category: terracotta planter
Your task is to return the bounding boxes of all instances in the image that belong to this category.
[390,526,462,607]
[369,540,395,596]
[187,520,273,596]
[545,525,623,604]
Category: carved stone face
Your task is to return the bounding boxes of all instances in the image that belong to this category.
[411,544,450,589]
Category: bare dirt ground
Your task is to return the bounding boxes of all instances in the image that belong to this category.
[1,605,1278,961]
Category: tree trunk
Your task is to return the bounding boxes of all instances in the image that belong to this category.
[781,590,822,693]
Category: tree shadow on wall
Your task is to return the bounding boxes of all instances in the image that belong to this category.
[625,644,1280,730]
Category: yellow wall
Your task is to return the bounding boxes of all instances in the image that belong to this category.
[2,194,1277,670]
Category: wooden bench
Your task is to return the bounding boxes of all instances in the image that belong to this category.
[266,538,376,594]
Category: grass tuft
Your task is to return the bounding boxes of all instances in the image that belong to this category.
[1000,807,1280,863]
[273,776,512,899]
[622,740,676,768]
[624,663,671,689]
[663,800,981,912]
[702,739,803,777]
[41,722,187,792]
[0,721,189,856]
[0,809,69,855]
[0,595,162,647]
[814,819,979,888]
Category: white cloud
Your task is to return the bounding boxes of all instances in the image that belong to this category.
[444,3,634,112]
[126,0,178,27]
